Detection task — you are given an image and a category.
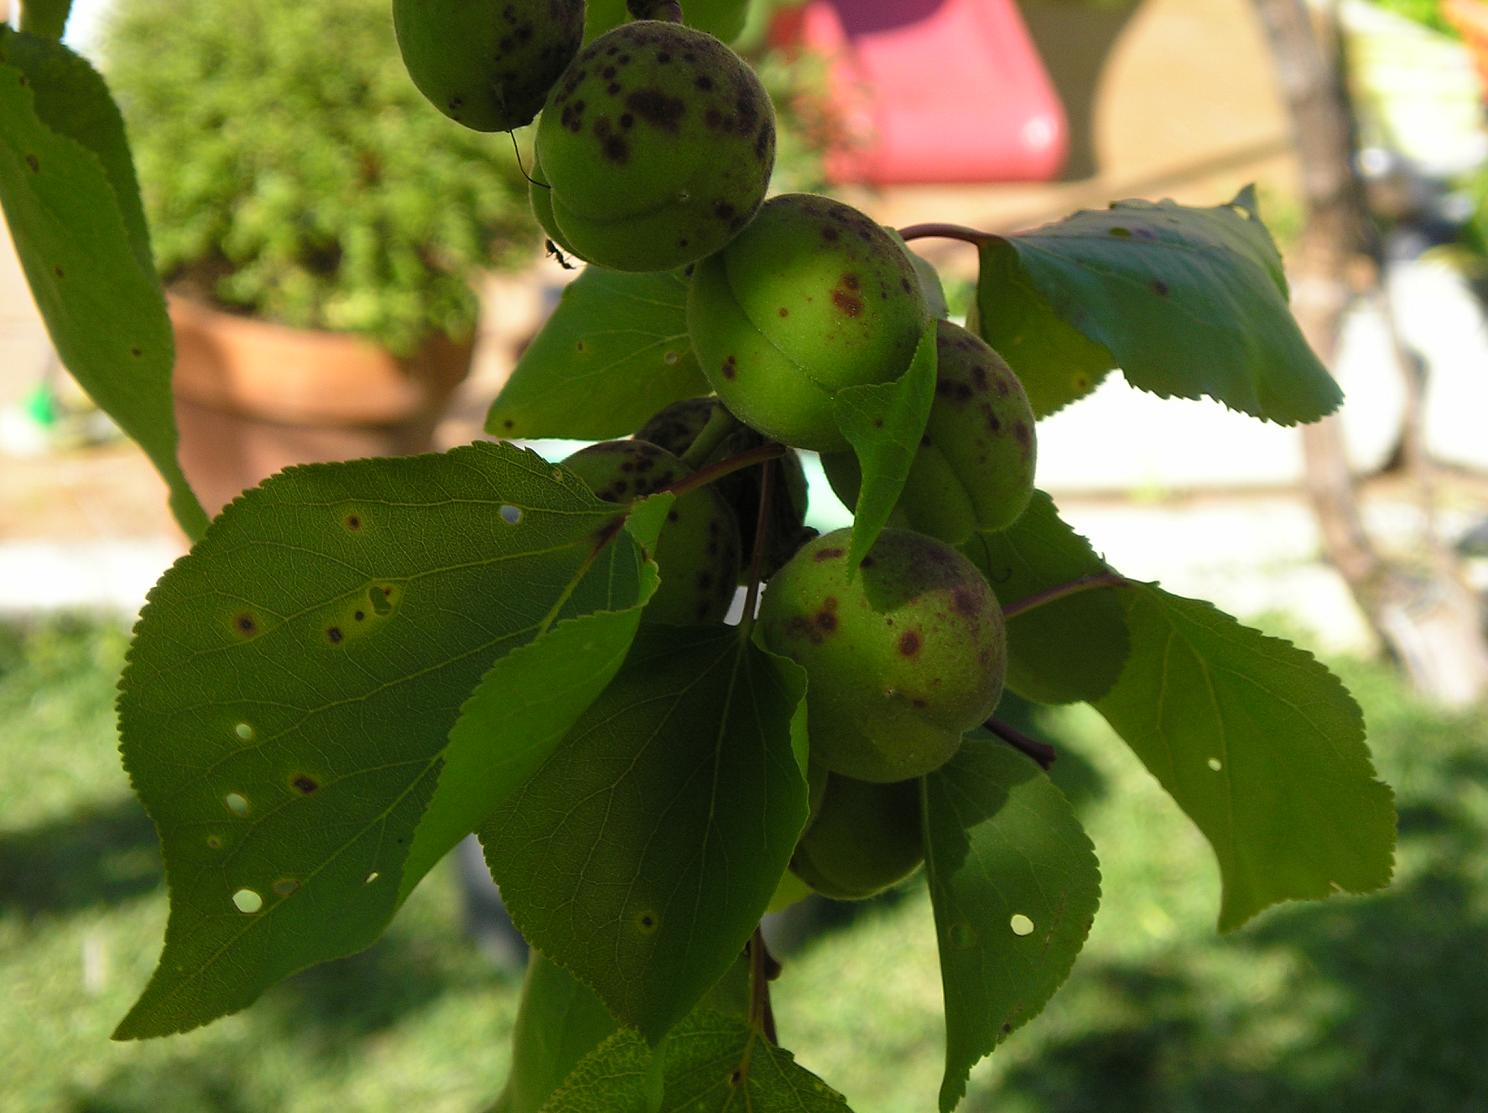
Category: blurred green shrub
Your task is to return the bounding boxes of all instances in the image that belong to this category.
[103,0,534,355]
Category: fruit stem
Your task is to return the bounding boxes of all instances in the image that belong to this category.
[627,0,684,21]
[747,926,779,1043]
[664,440,785,501]
[985,718,1058,770]
[1002,573,1132,621]
[737,456,776,642]
[897,223,994,246]
[680,406,742,469]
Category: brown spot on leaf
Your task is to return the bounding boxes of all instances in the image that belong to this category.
[290,774,319,794]
[327,626,343,644]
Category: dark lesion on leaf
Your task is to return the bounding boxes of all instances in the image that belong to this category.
[289,774,319,795]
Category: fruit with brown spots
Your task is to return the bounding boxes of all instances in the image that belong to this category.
[689,194,931,450]
[758,528,1006,782]
[791,773,923,900]
[393,0,584,132]
[635,397,813,578]
[821,321,1037,543]
[562,440,741,624]
[532,20,775,271]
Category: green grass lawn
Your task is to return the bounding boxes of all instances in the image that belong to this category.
[2,615,1484,1112]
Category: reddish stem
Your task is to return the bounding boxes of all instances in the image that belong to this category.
[897,223,994,246]
[1003,573,1132,621]
[985,718,1057,770]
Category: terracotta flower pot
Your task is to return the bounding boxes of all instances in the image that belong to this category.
[1446,0,1488,101]
[169,295,474,517]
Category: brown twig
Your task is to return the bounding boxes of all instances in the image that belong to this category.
[747,927,779,1043]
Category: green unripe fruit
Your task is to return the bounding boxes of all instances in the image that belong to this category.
[635,397,812,579]
[562,440,741,624]
[791,773,923,901]
[688,194,931,450]
[532,21,775,271]
[821,321,1037,543]
[758,528,1006,782]
[393,0,584,132]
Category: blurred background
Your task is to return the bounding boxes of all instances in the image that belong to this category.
[3,0,1488,1109]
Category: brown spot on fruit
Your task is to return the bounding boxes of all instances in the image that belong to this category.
[625,88,685,131]
[721,355,737,380]
[832,286,864,317]
[899,631,922,656]
[813,547,845,561]
[1152,278,1170,296]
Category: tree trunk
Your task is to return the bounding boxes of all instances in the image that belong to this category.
[1253,0,1488,706]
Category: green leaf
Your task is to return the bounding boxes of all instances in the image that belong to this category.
[115,442,655,1038]
[1092,585,1396,930]
[962,491,1129,704]
[399,493,671,898]
[976,189,1341,425]
[971,240,1114,418]
[541,1029,661,1113]
[499,953,621,1113]
[584,0,751,43]
[0,29,206,537]
[545,1012,852,1112]
[484,627,810,1043]
[486,267,708,440]
[832,321,938,569]
[922,736,1101,1113]
[18,0,72,41]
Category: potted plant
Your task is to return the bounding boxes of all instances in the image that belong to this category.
[102,0,534,514]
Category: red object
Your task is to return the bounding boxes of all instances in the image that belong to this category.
[778,0,1068,184]
[1445,0,1488,103]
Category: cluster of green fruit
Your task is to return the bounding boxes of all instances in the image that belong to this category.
[393,0,1039,901]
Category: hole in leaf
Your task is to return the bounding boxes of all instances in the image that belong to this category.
[1207,757,1223,772]
[224,793,250,817]
[499,504,523,525]
[364,871,381,884]
[232,888,263,914]
[272,878,300,897]
[1010,913,1035,937]
[234,722,256,742]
